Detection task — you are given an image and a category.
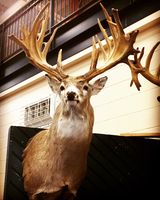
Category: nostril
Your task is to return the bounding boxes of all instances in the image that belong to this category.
[67,92,76,101]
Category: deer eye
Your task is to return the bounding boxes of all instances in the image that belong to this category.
[83,85,89,91]
[60,85,65,91]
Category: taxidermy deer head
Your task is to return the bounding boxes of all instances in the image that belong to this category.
[9,2,160,200]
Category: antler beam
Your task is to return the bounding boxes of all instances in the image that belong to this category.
[9,2,68,81]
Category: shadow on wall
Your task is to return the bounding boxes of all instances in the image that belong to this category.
[3,126,160,199]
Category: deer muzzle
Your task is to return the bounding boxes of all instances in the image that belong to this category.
[65,85,80,104]
[67,91,77,101]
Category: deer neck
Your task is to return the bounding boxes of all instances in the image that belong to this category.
[49,101,94,140]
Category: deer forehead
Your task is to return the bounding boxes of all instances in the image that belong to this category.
[63,78,86,92]
[65,85,79,94]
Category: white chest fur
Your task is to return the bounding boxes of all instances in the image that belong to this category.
[57,114,87,138]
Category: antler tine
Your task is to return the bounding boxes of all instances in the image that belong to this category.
[57,49,66,75]
[97,18,111,59]
[57,49,62,68]
[145,41,160,72]
[90,36,99,71]
[77,36,99,81]
[111,7,124,36]
[95,34,107,60]
[9,2,68,81]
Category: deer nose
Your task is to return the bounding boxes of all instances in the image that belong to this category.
[67,91,76,101]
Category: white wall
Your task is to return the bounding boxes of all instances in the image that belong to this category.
[0,11,160,200]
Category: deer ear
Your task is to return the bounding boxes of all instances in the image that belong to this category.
[91,76,108,95]
[45,74,61,93]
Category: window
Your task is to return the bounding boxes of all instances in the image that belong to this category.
[24,98,51,127]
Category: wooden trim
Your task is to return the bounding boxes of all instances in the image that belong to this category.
[120,133,160,137]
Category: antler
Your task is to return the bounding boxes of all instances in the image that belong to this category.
[9,2,68,81]
[128,41,160,90]
[77,3,138,82]
[78,3,160,90]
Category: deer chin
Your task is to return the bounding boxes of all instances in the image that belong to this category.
[66,100,79,107]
